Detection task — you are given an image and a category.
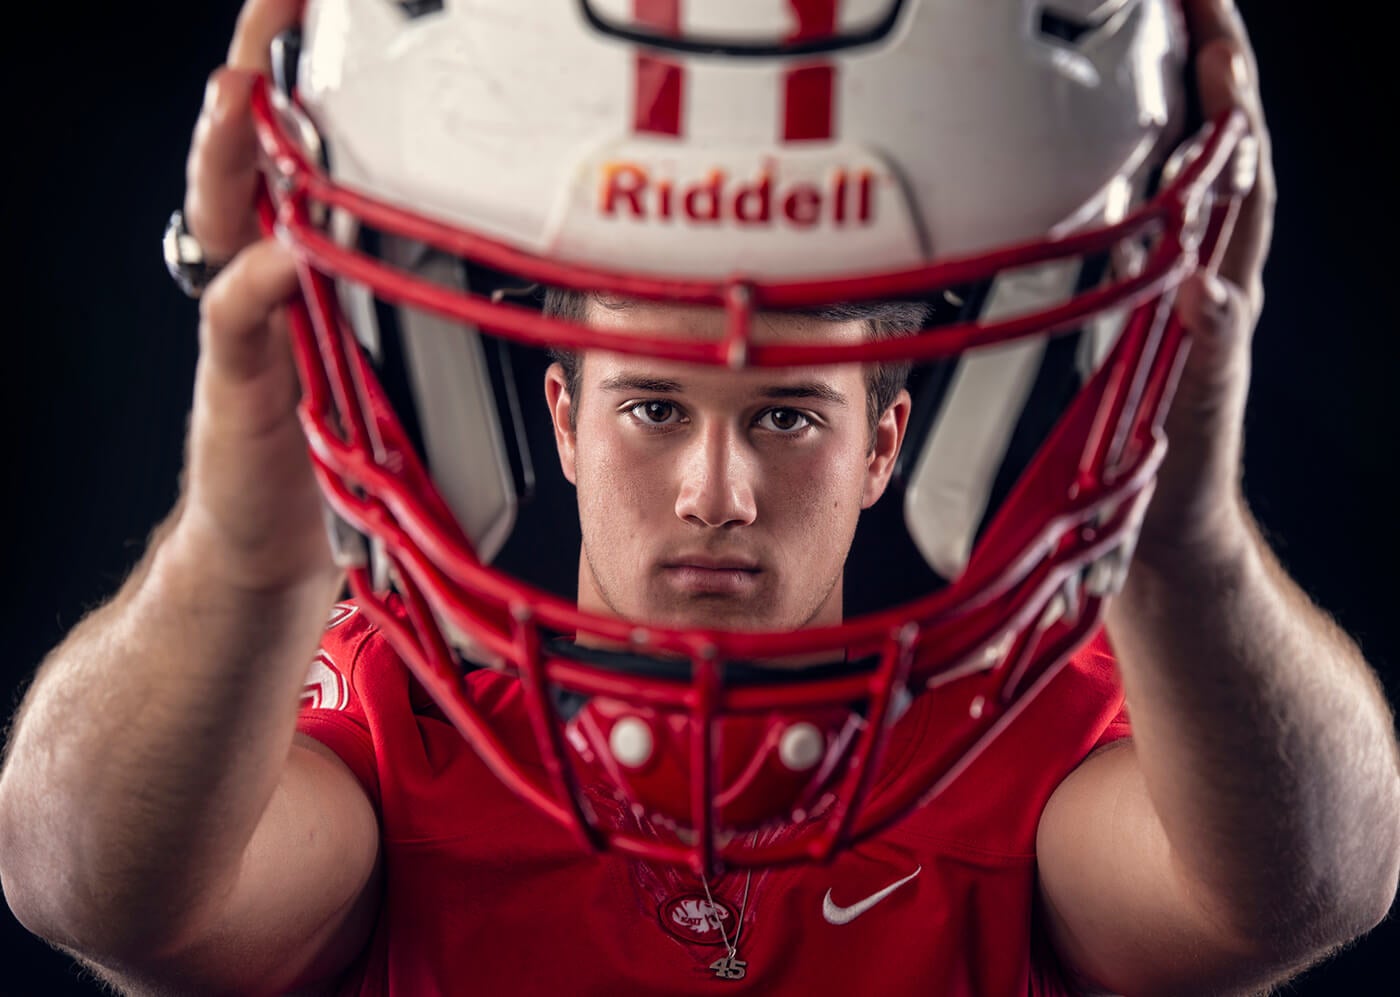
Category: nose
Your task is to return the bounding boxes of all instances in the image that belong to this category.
[674,421,758,529]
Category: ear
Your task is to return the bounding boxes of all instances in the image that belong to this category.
[862,388,911,509]
[544,362,578,486]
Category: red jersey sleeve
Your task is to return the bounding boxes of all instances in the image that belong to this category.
[296,602,382,809]
[1085,629,1132,750]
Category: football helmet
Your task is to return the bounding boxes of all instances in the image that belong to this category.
[251,0,1249,875]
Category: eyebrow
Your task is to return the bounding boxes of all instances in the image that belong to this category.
[598,375,684,394]
[597,374,848,406]
[759,383,848,406]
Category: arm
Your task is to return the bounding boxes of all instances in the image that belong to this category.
[1036,4,1400,993]
[1,518,380,994]
[1039,514,1400,994]
[0,2,381,990]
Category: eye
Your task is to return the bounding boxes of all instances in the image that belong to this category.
[627,400,683,425]
[757,408,812,433]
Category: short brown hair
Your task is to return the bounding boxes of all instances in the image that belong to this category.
[542,289,926,440]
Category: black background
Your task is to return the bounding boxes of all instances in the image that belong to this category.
[2,2,1396,993]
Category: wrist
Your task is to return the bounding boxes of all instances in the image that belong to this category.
[1118,500,1261,619]
[152,510,344,617]
[1130,487,1256,581]
[157,494,342,599]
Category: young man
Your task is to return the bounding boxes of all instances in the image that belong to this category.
[546,295,915,636]
[2,1,1397,995]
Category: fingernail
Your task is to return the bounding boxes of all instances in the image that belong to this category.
[204,71,224,111]
[205,68,254,123]
[1230,135,1259,196]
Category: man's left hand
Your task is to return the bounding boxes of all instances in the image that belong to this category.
[1136,0,1277,569]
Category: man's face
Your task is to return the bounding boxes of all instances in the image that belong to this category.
[545,301,909,633]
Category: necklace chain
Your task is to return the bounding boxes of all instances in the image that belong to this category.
[700,865,753,961]
[698,835,759,980]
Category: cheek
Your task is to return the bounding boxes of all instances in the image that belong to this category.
[770,439,868,529]
[575,426,671,530]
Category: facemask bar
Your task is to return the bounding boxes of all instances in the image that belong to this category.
[253,74,1248,873]
[281,278,1195,873]
[253,79,1246,371]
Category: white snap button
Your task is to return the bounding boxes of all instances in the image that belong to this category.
[778,722,824,772]
[609,717,654,768]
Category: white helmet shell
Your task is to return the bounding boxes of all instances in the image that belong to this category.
[298,0,1185,279]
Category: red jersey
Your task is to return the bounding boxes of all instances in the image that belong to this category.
[298,602,1129,996]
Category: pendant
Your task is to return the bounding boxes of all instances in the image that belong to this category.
[709,954,748,980]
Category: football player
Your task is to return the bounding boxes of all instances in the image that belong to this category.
[2,1,1397,994]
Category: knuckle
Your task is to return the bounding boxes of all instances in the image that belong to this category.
[184,186,259,261]
[1255,171,1278,208]
[183,192,212,241]
[198,259,242,329]
[197,280,227,331]
[198,66,250,133]
[203,66,233,110]
[1245,278,1265,319]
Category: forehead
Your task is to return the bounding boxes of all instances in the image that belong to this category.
[581,297,869,348]
[577,298,871,389]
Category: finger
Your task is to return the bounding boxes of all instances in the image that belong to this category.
[1181,3,1277,304]
[1180,0,1244,59]
[1162,273,1251,477]
[198,238,301,386]
[1174,271,1250,384]
[1198,39,1274,299]
[1181,3,1265,164]
[1159,271,1251,504]
[228,0,305,73]
[185,67,264,261]
[183,1,305,260]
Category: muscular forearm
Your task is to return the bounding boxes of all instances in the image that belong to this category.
[0,515,342,957]
[1107,505,1400,952]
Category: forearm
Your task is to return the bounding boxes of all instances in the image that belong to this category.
[1107,505,1400,950]
[0,515,342,955]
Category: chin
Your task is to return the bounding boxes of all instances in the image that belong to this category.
[639,598,792,634]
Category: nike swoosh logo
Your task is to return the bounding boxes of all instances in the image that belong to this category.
[821,866,922,925]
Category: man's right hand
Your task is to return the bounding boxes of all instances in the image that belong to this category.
[174,0,338,593]
[0,4,382,992]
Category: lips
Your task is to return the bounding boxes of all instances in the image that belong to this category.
[665,555,761,572]
[660,555,763,595]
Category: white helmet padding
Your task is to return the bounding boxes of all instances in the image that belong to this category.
[901,255,1125,580]
[337,230,534,566]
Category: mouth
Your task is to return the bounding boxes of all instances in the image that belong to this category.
[660,558,763,595]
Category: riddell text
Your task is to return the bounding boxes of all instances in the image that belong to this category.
[599,163,876,227]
